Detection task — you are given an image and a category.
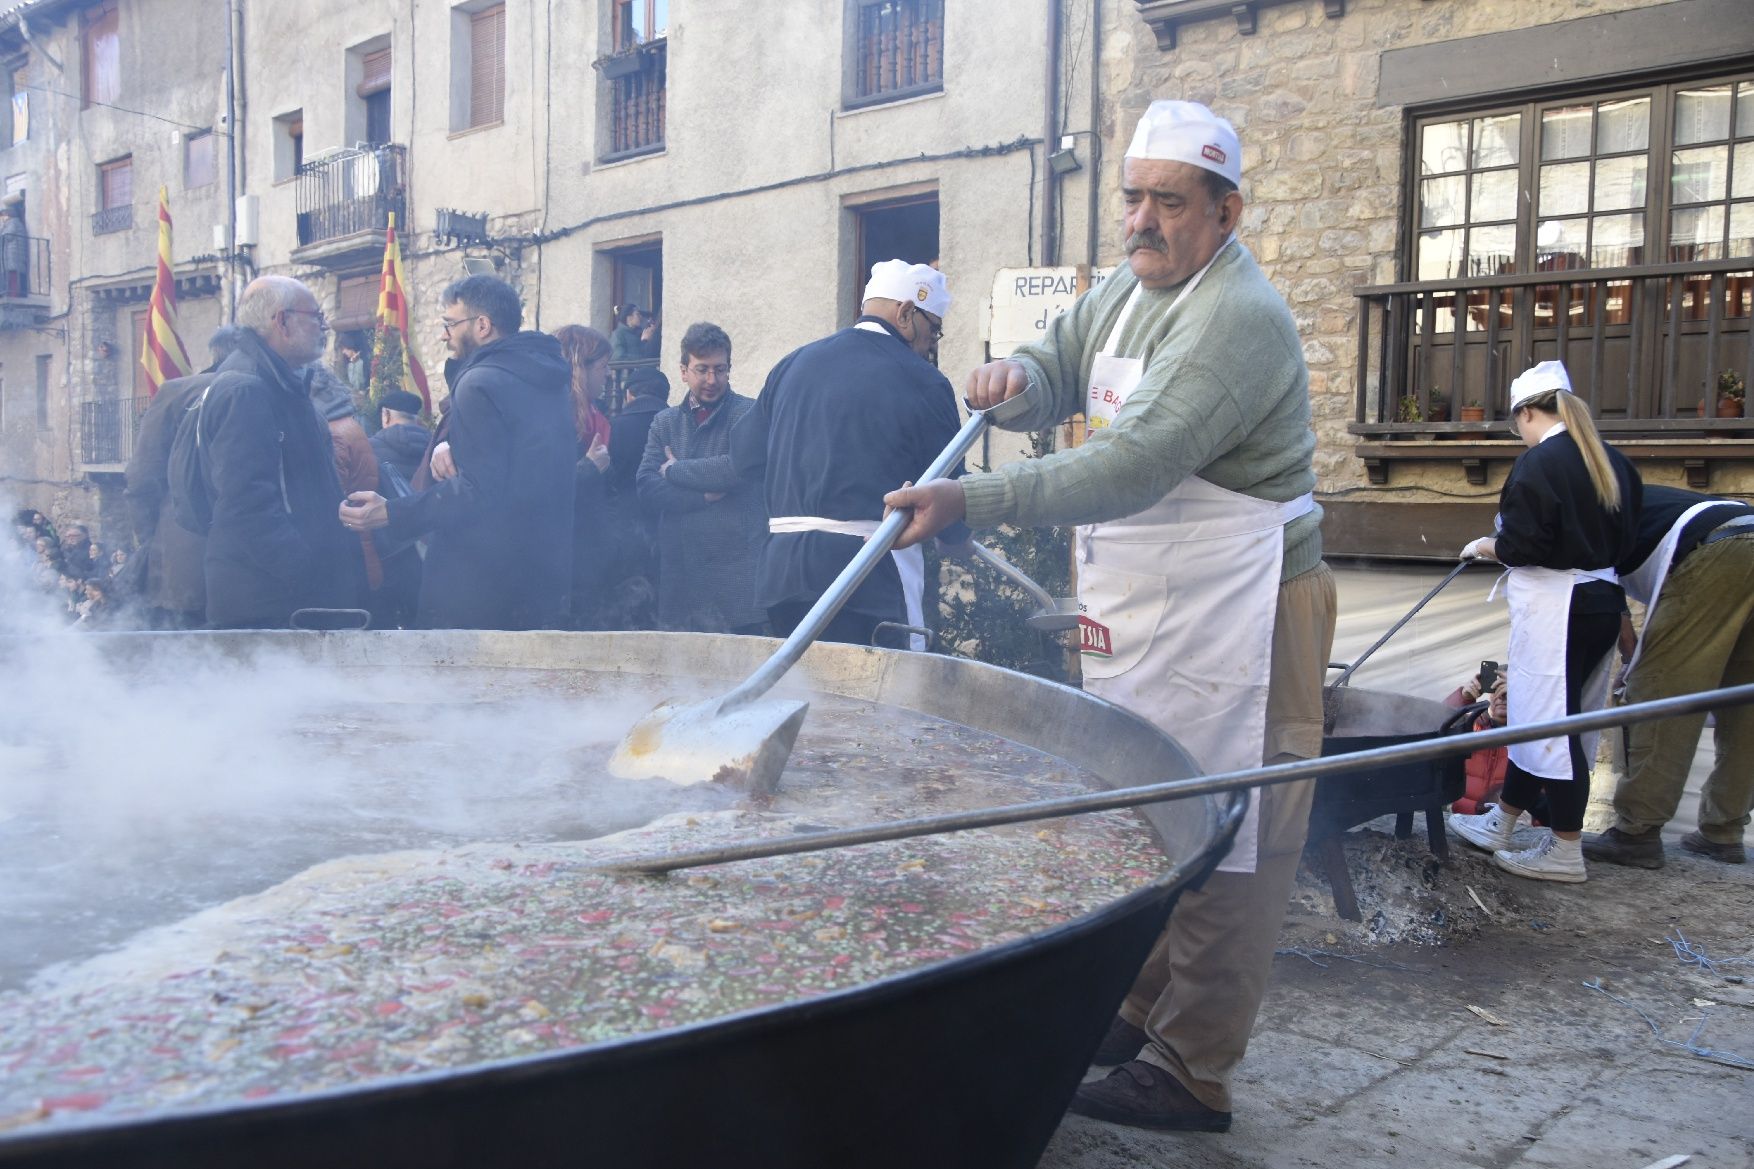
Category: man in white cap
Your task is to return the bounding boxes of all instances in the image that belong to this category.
[731,259,969,647]
[884,100,1334,1130]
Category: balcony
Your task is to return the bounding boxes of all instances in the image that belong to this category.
[602,40,665,161]
[0,235,51,328]
[80,395,151,469]
[1351,258,1754,488]
[293,144,408,265]
[91,205,133,236]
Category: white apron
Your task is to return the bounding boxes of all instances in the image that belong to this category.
[1073,245,1314,874]
[1619,500,1735,675]
[767,516,926,650]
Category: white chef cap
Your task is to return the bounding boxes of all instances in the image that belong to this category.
[1509,360,1572,409]
[863,259,951,318]
[1124,100,1242,187]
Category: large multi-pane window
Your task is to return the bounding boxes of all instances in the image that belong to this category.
[1413,74,1754,282]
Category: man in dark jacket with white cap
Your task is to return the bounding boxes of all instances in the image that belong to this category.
[341,275,574,630]
[732,260,970,649]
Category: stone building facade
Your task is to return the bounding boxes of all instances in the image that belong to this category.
[1120,0,1754,555]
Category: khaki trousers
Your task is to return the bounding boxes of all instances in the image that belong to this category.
[1124,563,1337,1112]
[1617,534,1754,844]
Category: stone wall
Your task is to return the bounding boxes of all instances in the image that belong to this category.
[1103,0,1750,512]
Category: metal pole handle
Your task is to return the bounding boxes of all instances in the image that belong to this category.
[1330,560,1475,691]
[602,681,1754,874]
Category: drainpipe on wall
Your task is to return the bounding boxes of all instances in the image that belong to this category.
[1040,0,1061,267]
[223,0,242,320]
[1087,0,1101,270]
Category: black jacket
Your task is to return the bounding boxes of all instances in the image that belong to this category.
[125,369,215,613]
[385,331,575,630]
[1495,429,1641,576]
[608,395,665,497]
[371,421,431,484]
[198,332,363,628]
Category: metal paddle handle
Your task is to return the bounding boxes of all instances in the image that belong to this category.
[601,681,1754,874]
[968,540,1059,613]
[1329,559,1474,691]
[717,395,1032,716]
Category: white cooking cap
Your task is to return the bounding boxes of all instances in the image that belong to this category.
[1124,100,1242,187]
[863,259,951,318]
[1509,360,1572,409]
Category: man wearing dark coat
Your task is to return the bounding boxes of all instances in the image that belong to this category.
[194,276,364,628]
[123,325,245,627]
[341,275,575,631]
[731,261,970,649]
[370,389,430,483]
[637,322,767,634]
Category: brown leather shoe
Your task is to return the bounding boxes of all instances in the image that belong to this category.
[1582,826,1665,869]
[1091,1016,1147,1066]
[1680,830,1747,864]
[1067,1060,1232,1132]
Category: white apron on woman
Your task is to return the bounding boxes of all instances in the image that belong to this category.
[1501,567,1615,778]
[1073,247,1313,875]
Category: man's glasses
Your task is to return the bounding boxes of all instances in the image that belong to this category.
[916,310,943,340]
[439,314,482,335]
[283,307,329,330]
[686,363,731,378]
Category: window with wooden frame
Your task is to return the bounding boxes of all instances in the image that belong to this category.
[846,0,944,109]
[35,354,50,429]
[1379,69,1754,433]
[93,155,131,234]
[81,0,120,108]
[360,47,393,144]
[184,129,216,189]
[5,59,28,148]
[612,0,667,51]
[468,5,506,129]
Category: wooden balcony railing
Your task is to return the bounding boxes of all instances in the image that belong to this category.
[1353,259,1754,435]
[851,0,943,105]
[606,41,665,160]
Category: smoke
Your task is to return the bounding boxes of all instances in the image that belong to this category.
[0,520,736,990]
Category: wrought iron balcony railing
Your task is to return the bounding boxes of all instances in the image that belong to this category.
[295,144,408,248]
[80,396,151,466]
[91,205,133,236]
[0,235,50,300]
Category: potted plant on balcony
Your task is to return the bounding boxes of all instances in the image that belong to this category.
[1459,399,1487,423]
[1395,393,1423,424]
[1426,389,1450,423]
[1716,369,1745,418]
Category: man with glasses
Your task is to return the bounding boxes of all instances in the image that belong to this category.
[340,274,574,630]
[731,259,970,649]
[184,275,363,628]
[636,322,768,634]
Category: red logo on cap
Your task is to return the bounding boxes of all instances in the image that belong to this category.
[1202,144,1227,165]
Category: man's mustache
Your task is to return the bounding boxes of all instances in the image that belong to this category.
[1125,230,1168,255]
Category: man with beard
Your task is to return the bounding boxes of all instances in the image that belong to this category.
[340,275,574,630]
[883,101,1334,1132]
[192,276,363,628]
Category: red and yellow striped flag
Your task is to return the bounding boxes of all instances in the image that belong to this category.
[375,212,430,412]
[140,186,192,398]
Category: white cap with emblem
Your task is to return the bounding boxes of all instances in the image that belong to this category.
[863,259,951,318]
[1124,100,1242,188]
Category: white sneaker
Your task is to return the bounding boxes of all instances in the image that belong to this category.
[1492,833,1587,883]
[1449,805,1523,853]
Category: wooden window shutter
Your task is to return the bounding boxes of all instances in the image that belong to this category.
[83,1,120,107]
[469,6,505,128]
[358,47,392,98]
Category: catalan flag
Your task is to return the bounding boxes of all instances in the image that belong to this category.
[375,212,430,412]
[140,186,192,398]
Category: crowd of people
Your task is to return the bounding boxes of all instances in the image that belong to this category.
[6,97,1747,1143]
[8,511,133,626]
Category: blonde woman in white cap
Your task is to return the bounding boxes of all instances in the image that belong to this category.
[886,100,1333,1132]
[1449,360,1641,881]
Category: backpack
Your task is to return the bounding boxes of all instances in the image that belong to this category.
[168,384,216,536]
